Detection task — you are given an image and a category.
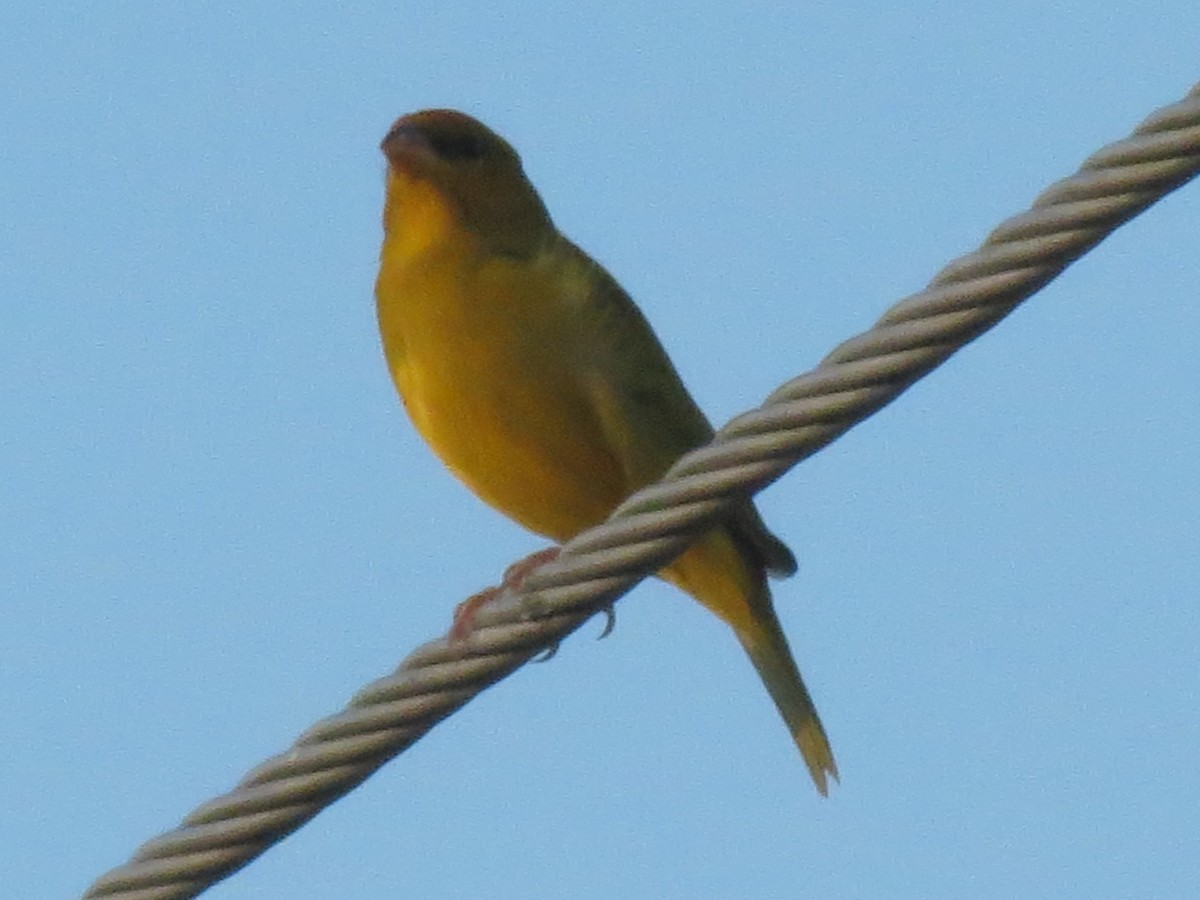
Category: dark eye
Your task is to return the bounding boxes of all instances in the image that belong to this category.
[427,130,487,162]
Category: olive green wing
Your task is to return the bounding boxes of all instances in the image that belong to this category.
[570,243,796,579]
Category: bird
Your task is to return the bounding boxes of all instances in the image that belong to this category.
[374,109,837,794]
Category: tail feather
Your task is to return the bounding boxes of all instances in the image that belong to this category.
[737,603,838,795]
[662,527,836,794]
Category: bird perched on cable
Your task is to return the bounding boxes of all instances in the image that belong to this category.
[374,109,838,794]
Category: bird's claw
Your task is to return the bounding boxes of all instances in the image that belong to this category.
[532,642,560,663]
[595,604,616,639]
[449,546,561,641]
[449,587,498,642]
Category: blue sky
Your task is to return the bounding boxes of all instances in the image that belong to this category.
[3,5,1198,899]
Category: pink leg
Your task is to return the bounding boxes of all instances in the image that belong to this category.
[449,547,561,640]
[499,547,560,589]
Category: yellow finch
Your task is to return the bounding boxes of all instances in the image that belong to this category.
[375,110,837,793]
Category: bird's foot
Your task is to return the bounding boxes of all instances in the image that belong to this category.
[500,546,560,588]
[449,547,561,641]
[449,586,501,641]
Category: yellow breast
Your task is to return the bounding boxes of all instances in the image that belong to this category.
[375,178,626,541]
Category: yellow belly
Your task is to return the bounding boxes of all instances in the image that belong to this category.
[377,246,627,542]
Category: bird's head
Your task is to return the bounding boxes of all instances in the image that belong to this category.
[381,110,554,257]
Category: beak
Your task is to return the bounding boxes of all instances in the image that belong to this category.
[381,119,431,169]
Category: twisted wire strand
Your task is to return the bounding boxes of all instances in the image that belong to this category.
[83,82,1200,899]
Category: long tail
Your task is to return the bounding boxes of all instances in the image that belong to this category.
[736,602,838,795]
[663,527,838,794]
